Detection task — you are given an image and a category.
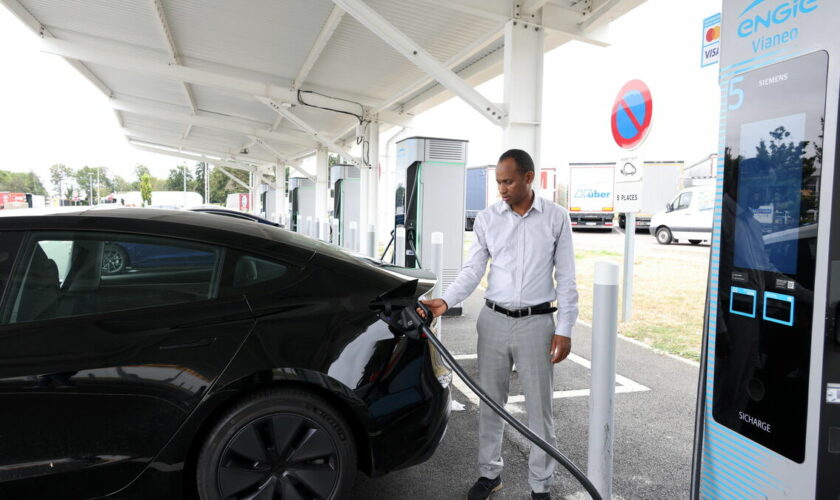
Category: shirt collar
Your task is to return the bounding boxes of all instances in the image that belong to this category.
[496,191,542,216]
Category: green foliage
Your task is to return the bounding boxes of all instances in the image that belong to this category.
[112,175,132,192]
[164,165,196,192]
[139,174,153,206]
[0,170,48,196]
[206,166,250,204]
[131,164,165,191]
[49,164,74,195]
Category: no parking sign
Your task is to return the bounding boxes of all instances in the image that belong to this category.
[611,79,653,150]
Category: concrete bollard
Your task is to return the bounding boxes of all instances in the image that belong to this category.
[395,226,406,267]
[588,260,619,500]
[349,221,358,253]
[367,224,376,259]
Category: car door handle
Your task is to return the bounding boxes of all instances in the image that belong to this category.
[159,337,217,350]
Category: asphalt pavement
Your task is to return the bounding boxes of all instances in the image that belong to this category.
[350,287,700,500]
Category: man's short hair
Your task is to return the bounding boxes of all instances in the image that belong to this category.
[498,149,535,175]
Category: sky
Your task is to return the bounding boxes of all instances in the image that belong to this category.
[0,0,721,194]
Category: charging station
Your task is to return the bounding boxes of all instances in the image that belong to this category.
[394,136,467,314]
[692,1,840,497]
[288,177,315,234]
[330,163,361,247]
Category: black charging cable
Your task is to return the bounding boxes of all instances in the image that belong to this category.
[379,301,603,500]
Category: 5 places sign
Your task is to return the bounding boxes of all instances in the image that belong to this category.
[614,156,643,213]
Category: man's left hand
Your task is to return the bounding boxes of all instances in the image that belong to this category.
[550,335,571,364]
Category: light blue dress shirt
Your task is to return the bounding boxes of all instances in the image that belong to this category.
[442,194,579,337]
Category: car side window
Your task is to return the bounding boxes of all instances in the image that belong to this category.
[0,232,223,324]
[677,192,693,210]
[220,252,303,296]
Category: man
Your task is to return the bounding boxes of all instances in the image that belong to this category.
[421,149,578,500]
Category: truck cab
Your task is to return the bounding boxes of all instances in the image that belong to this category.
[650,185,714,245]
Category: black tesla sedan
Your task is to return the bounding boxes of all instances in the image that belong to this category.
[0,208,451,499]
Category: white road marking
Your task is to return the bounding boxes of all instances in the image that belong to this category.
[448,351,649,406]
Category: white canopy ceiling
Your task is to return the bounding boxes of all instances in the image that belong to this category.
[2,0,645,173]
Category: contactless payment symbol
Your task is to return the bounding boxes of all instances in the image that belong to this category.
[611,79,653,150]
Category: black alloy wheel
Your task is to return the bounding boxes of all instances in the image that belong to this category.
[101,243,128,275]
[197,389,356,500]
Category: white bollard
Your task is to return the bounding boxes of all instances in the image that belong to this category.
[430,232,444,338]
[319,220,328,241]
[588,261,619,500]
[395,226,406,267]
[331,219,339,245]
[349,221,358,253]
[295,214,301,233]
[367,224,376,259]
[306,216,314,238]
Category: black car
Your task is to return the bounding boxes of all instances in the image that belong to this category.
[188,207,284,228]
[0,208,450,499]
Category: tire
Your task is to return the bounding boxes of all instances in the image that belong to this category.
[655,226,673,245]
[689,240,702,246]
[101,243,128,275]
[196,389,357,500]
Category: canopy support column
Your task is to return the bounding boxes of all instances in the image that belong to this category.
[367,119,380,254]
[274,164,287,225]
[502,18,544,185]
[315,147,330,225]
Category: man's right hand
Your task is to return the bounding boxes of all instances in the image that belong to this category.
[417,299,448,319]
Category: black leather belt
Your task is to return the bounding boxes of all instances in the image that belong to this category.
[485,300,556,318]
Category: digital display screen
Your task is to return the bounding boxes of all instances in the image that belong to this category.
[714,51,828,463]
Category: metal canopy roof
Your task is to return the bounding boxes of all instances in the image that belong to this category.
[2,0,645,175]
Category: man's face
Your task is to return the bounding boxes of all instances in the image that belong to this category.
[496,157,534,206]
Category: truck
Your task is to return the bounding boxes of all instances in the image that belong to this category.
[0,192,28,210]
[464,165,556,231]
[618,161,684,230]
[464,165,496,230]
[618,155,718,230]
[567,163,615,229]
[226,193,251,212]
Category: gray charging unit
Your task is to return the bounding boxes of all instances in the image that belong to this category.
[692,1,840,498]
[330,164,360,247]
[395,136,467,314]
[288,177,315,234]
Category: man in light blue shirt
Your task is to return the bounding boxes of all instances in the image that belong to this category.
[421,149,578,500]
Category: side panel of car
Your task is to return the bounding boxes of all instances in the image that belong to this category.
[0,231,255,498]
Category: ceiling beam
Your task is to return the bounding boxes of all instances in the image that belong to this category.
[542,4,610,46]
[293,6,345,91]
[519,0,553,14]
[249,136,314,181]
[215,166,252,191]
[332,0,507,126]
[122,128,278,164]
[411,0,510,21]
[256,96,364,166]
[129,141,260,174]
[39,37,411,127]
[579,0,646,32]
[111,98,319,149]
[150,0,197,140]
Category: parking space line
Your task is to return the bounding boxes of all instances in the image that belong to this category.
[448,352,649,406]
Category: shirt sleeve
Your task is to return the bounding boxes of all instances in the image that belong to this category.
[553,208,579,337]
[441,212,490,307]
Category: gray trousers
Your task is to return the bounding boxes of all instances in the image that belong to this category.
[477,305,557,493]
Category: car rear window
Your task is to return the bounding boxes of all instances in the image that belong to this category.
[0,231,223,324]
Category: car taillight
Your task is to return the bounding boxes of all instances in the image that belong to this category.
[427,319,452,388]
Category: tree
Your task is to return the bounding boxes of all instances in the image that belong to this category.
[0,170,48,196]
[208,167,250,204]
[74,166,103,205]
[140,174,153,206]
[164,165,195,192]
[49,164,74,201]
[112,175,132,192]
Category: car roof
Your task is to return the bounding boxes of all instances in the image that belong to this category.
[0,207,318,263]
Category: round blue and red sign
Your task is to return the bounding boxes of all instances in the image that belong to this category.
[611,79,653,150]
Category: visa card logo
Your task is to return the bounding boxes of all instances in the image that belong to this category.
[738,0,818,37]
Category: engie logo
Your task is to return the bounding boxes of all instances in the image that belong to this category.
[738,0,818,37]
[574,189,611,199]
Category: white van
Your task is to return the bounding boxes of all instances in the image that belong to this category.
[649,185,715,245]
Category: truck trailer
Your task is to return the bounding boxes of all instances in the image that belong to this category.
[567,163,615,229]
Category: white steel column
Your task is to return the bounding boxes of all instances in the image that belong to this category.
[367,120,380,254]
[502,18,544,185]
[274,164,287,225]
[315,147,330,224]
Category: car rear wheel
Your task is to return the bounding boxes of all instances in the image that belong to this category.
[101,243,128,275]
[689,240,702,245]
[196,389,357,500]
[656,227,673,245]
